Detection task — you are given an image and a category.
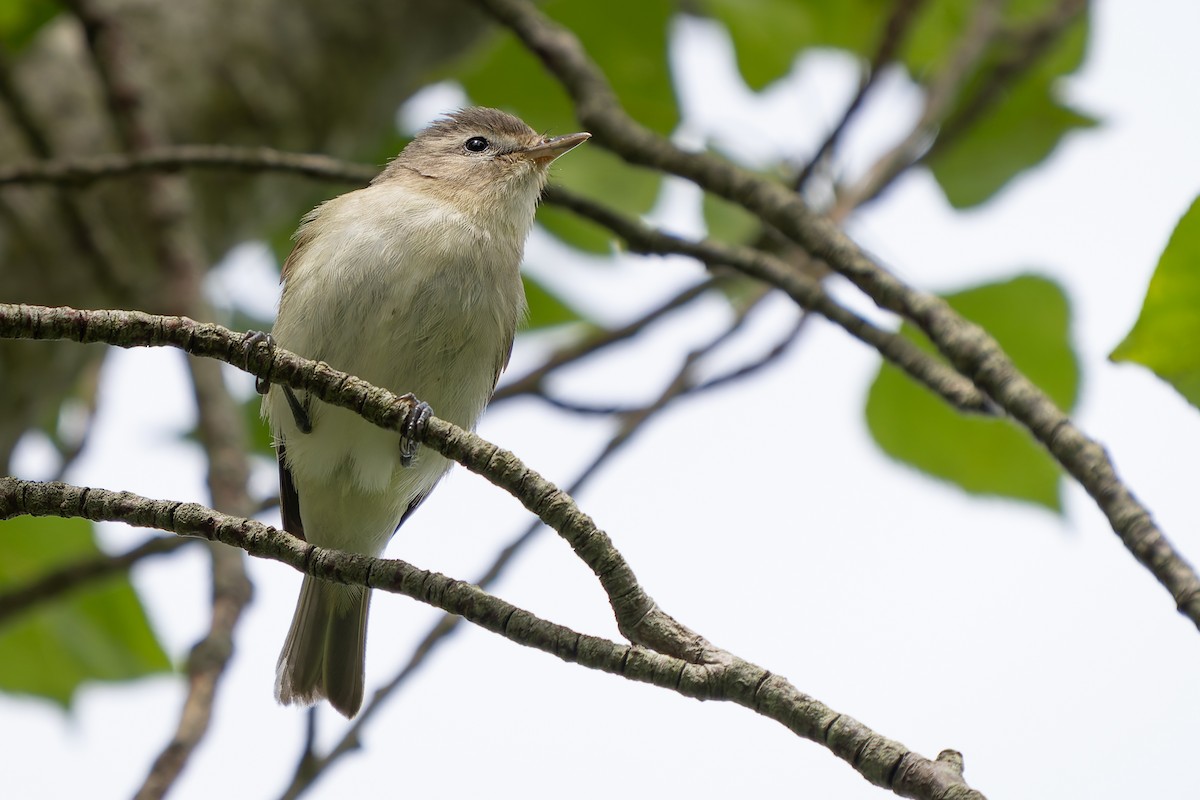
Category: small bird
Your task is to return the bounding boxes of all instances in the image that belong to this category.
[262,107,589,717]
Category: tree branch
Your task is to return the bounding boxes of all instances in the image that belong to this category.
[280,295,773,798]
[834,0,1006,212]
[0,476,984,800]
[545,186,994,415]
[0,302,702,658]
[62,4,255,793]
[0,145,375,188]
[468,0,1200,636]
[794,0,927,192]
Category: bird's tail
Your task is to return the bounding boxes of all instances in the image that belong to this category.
[275,576,369,718]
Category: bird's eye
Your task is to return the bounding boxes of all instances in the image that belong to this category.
[464,136,489,153]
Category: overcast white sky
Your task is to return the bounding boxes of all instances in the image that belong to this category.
[6,2,1200,798]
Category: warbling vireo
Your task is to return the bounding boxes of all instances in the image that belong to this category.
[262,107,589,717]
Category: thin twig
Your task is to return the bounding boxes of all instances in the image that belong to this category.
[0,535,191,623]
[834,0,1007,212]
[493,275,724,403]
[0,145,375,188]
[546,186,994,415]
[926,0,1089,161]
[0,44,129,299]
[795,0,927,192]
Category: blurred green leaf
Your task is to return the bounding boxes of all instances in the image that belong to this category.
[536,202,616,255]
[702,0,892,89]
[702,191,761,244]
[0,0,58,51]
[522,274,587,331]
[0,516,171,707]
[535,147,661,253]
[866,274,1078,510]
[929,80,1097,208]
[1110,195,1200,408]
[928,14,1094,208]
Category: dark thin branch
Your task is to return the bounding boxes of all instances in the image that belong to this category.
[794,0,926,192]
[0,535,191,623]
[690,310,809,394]
[0,145,375,188]
[469,0,1200,655]
[546,186,994,416]
[493,275,724,403]
[0,45,130,299]
[926,0,1089,161]
[834,0,1006,212]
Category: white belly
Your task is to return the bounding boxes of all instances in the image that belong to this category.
[263,185,525,553]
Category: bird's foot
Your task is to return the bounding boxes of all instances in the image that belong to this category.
[243,330,312,434]
[398,395,433,467]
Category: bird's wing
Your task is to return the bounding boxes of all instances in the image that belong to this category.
[277,440,306,542]
[393,491,430,535]
[493,328,516,391]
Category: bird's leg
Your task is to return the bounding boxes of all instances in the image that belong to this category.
[244,330,313,434]
[398,394,433,467]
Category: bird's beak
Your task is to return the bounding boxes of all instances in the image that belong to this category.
[520,132,591,164]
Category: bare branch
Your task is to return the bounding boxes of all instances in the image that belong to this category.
[928,0,1089,162]
[493,275,723,403]
[0,475,983,800]
[0,145,375,188]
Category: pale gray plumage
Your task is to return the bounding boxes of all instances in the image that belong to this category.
[264,107,588,717]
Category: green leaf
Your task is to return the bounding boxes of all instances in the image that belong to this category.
[927,14,1095,208]
[930,83,1097,208]
[535,147,661,254]
[702,191,761,244]
[702,0,893,90]
[1110,195,1200,408]
[0,516,171,707]
[522,274,587,332]
[536,202,616,255]
[0,0,58,52]
[866,274,1078,510]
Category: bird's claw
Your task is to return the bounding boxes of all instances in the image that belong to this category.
[243,330,274,395]
[244,330,312,434]
[399,395,432,467]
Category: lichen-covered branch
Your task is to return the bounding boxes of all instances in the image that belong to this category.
[0,476,984,800]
